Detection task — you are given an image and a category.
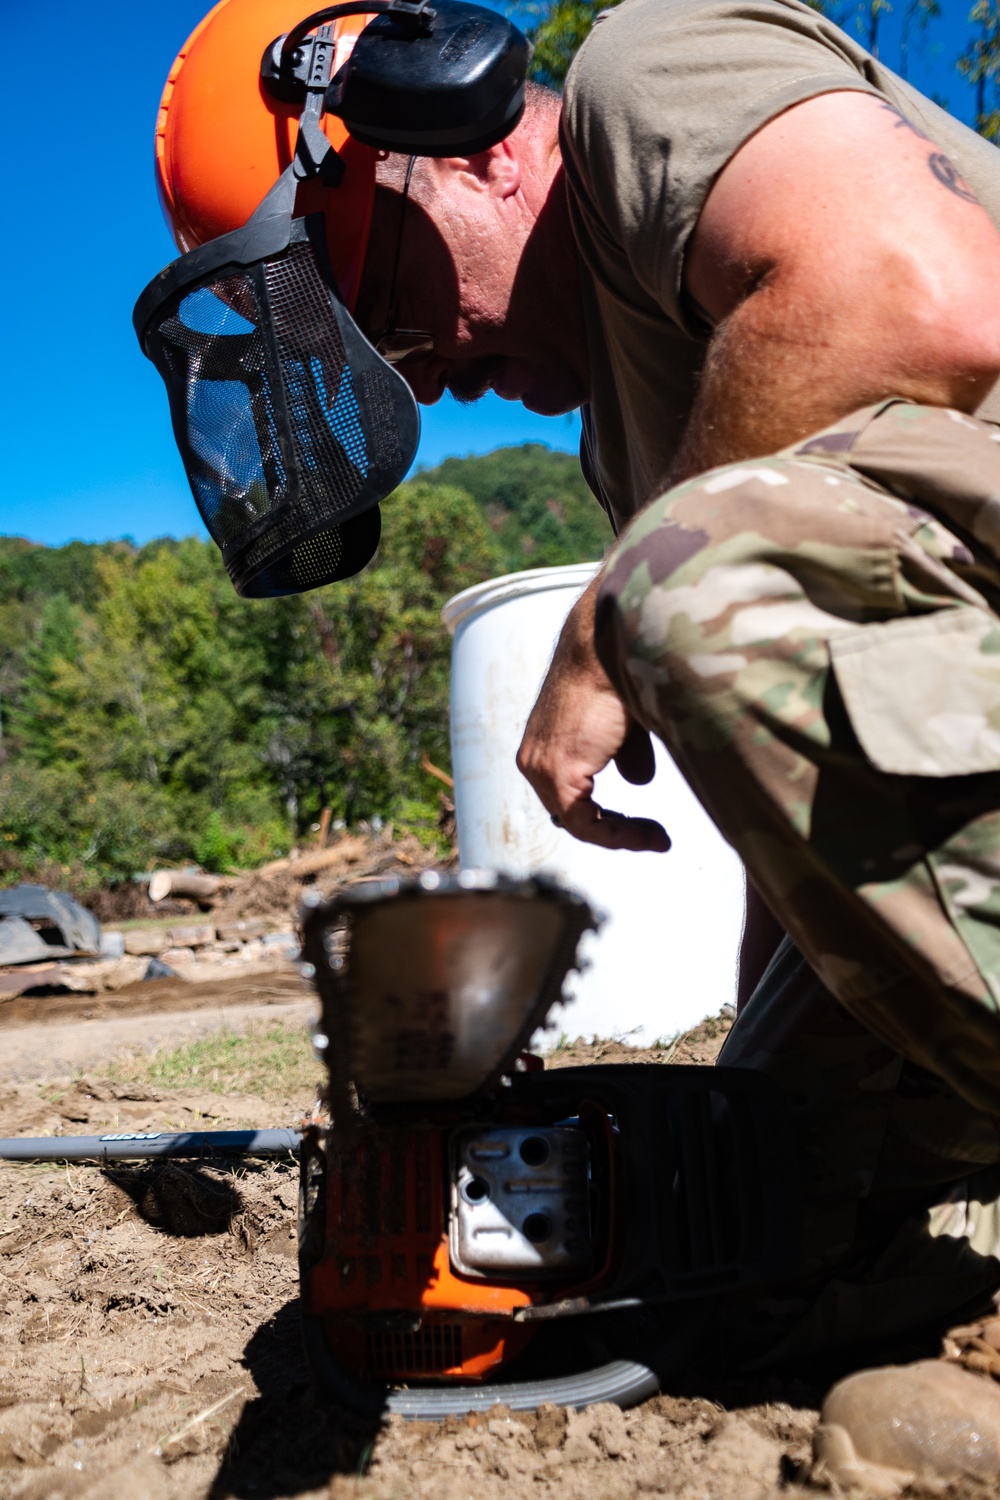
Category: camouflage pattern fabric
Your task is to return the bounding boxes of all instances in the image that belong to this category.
[594,400,1000,1363]
[711,940,1000,1367]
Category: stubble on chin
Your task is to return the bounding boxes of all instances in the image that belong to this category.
[445,358,504,405]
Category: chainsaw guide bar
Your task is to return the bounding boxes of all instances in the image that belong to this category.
[301,869,598,1109]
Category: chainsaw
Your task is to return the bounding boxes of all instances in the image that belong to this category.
[297,871,801,1419]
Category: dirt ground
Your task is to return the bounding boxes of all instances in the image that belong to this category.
[0,995,986,1500]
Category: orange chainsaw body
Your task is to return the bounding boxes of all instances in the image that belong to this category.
[301,1107,617,1383]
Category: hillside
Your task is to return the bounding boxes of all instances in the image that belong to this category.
[419,443,610,572]
[0,445,608,893]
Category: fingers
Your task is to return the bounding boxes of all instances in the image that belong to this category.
[514,610,667,853]
[559,798,671,853]
[613,722,656,785]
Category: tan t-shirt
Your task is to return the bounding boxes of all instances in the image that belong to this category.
[560,0,1000,531]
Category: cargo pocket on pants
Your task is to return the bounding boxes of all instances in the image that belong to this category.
[829,607,1000,777]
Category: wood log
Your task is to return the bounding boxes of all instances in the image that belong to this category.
[285,836,369,879]
[316,806,332,848]
[421,754,455,789]
[148,870,223,905]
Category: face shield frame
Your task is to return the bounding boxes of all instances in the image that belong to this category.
[133,163,418,597]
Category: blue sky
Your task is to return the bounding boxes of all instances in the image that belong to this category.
[0,1,985,548]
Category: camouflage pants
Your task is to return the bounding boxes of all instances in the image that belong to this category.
[715,939,1000,1366]
[595,400,1000,1362]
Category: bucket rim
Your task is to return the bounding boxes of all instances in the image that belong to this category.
[441,561,600,634]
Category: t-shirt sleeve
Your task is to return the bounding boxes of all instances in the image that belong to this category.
[561,0,887,331]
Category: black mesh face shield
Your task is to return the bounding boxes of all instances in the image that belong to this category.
[133,167,420,598]
[135,0,531,597]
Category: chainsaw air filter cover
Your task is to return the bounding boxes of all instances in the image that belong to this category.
[301,870,598,1103]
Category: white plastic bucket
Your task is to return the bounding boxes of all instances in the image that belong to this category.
[442,563,746,1045]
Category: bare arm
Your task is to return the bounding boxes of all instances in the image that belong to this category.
[674,90,1000,481]
[519,89,1000,847]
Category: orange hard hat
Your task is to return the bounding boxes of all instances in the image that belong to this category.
[155,0,378,311]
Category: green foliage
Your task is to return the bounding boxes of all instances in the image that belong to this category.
[0,759,177,888]
[419,445,610,571]
[0,449,595,889]
[0,536,115,613]
[193,810,239,874]
[960,2,1000,141]
[525,0,619,88]
[394,796,449,852]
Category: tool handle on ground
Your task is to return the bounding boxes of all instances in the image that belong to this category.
[0,1129,302,1162]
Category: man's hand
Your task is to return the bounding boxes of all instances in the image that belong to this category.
[516,579,670,852]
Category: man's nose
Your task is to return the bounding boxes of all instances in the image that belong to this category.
[401,359,446,406]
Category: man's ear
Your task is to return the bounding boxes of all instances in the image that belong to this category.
[438,139,521,199]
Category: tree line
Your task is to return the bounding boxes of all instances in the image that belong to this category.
[7,0,1000,896]
[0,449,609,890]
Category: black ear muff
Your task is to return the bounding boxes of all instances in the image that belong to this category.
[262,1,530,157]
[330,1,529,155]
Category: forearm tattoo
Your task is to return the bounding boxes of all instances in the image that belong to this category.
[879,100,981,205]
